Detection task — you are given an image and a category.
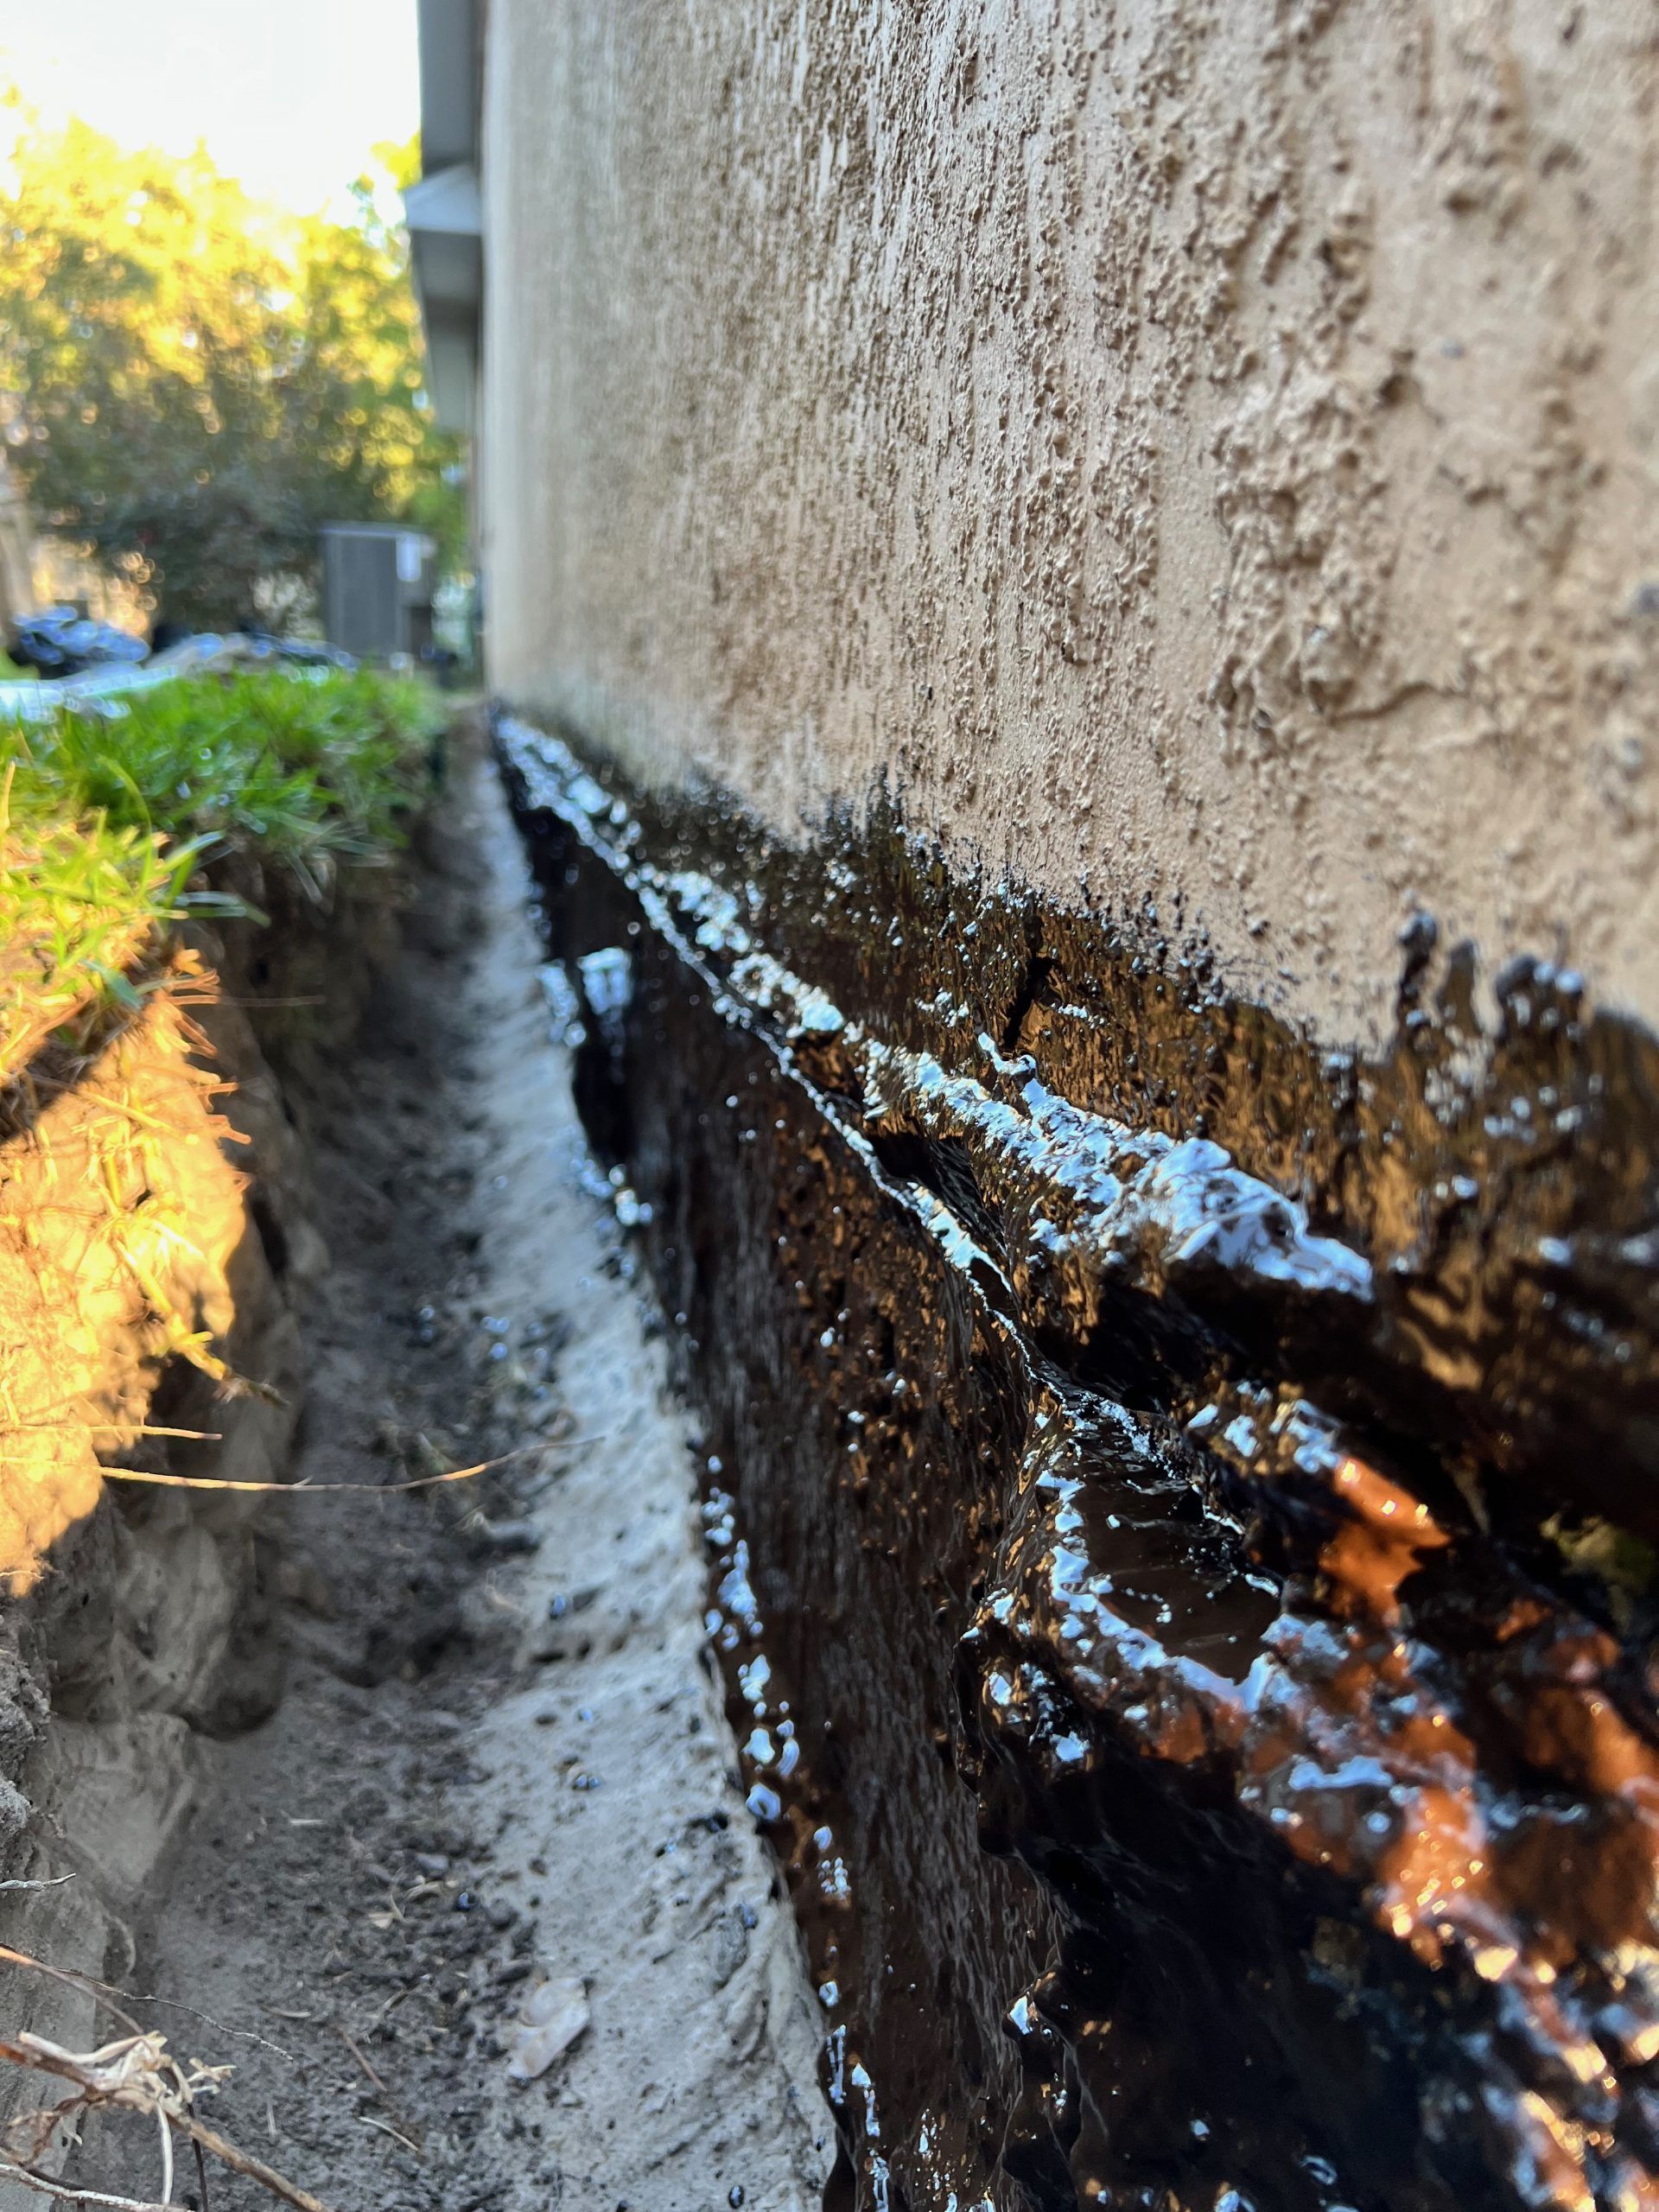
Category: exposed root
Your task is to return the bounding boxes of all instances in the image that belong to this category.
[0,1948,338,2212]
[92,1443,550,1495]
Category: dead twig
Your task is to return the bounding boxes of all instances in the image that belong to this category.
[0,2162,173,2210]
[0,1937,294,2071]
[179,2116,334,2212]
[0,2025,337,2212]
[335,2027,388,2099]
[0,1944,289,2066]
[0,1427,223,1445]
[213,996,325,1010]
[153,2103,171,2207]
[110,1993,292,2066]
[337,2027,423,2157]
[358,2114,422,2158]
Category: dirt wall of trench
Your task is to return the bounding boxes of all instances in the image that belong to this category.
[480,0,1659,1046]
[0,872,402,2191]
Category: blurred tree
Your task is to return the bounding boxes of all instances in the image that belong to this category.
[0,110,460,632]
[289,142,468,585]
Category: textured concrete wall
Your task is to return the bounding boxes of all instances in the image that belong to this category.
[480,0,1659,1046]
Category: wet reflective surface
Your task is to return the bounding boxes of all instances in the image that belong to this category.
[499,710,1659,2212]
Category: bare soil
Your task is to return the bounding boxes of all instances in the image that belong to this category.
[79,740,831,2212]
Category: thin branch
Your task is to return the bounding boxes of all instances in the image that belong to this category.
[336,2028,422,2156]
[0,1427,224,1445]
[334,2029,387,2099]
[0,2162,173,2212]
[176,2120,333,2212]
[114,1996,290,2065]
[0,2030,337,2212]
[357,2113,421,2157]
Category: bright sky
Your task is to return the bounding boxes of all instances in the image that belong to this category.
[0,0,421,214]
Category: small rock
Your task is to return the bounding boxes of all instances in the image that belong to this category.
[546,1586,601,1621]
[506,1974,588,2083]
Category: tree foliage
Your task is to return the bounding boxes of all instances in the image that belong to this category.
[0,111,461,631]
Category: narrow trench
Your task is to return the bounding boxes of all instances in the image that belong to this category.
[79,741,832,2212]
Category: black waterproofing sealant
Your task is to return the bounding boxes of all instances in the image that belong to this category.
[498,707,1659,2212]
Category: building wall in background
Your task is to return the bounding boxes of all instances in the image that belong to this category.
[480,0,1659,1046]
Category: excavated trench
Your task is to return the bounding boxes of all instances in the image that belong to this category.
[498,709,1659,2212]
[0,734,830,2212]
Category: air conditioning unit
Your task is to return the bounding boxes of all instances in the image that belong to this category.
[320,524,437,661]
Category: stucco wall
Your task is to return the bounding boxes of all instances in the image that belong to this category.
[480,0,1659,1046]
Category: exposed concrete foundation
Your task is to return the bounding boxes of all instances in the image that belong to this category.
[501,709,1659,2212]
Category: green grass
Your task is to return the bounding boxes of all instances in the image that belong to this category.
[0,665,442,1096]
[5,667,443,884]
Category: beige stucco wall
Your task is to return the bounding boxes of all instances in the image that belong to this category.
[480,0,1659,1046]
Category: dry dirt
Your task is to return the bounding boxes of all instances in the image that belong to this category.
[78,742,833,2212]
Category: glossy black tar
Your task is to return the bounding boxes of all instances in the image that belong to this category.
[498,707,1659,2212]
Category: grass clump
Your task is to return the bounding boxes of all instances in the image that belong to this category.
[0,665,442,1100]
[0,766,213,1089]
[5,666,443,888]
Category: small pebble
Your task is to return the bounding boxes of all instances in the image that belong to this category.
[547,1586,600,1621]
